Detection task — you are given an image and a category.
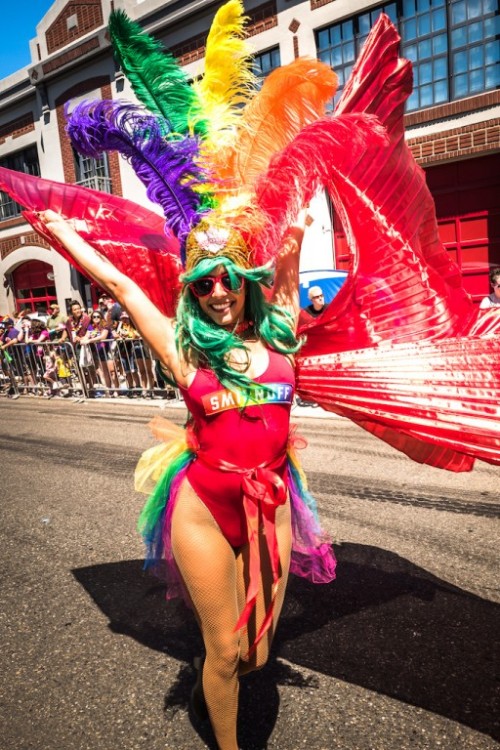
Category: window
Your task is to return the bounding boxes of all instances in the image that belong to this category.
[402,0,449,110]
[316,4,397,104]
[254,46,281,82]
[450,0,499,99]
[66,13,78,31]
[316,0,499,112]
[74,150,112,193]
[0,146,40,221]
[12,260,57,314]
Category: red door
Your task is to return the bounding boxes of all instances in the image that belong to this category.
[426,154,500,304]
[12,260,57,314]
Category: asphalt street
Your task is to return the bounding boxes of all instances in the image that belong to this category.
[0,398,498,750]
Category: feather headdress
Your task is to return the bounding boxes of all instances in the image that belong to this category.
[66,0,339,268]
[67,100,207,250]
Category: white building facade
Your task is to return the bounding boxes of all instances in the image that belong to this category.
[0,0,498,315]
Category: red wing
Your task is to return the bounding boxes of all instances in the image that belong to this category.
[298,14,474,356]
[297,336,500,471]
[0,167,182,316]
[295,15,500,471]
[465,308,500,337]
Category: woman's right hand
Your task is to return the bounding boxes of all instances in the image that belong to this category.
[37,210,75,241]
[37,209,62,226]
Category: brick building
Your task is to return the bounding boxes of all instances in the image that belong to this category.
[0,0,498,315]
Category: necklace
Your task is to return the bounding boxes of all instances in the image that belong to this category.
[230,320,254,337]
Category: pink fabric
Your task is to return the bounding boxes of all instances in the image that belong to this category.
[287,465,336,583]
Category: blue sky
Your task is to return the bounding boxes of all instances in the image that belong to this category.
[0,1,55,79]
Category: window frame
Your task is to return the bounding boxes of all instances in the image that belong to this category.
[73,149,113,193]
[0,145,40,221]
[315,0,499,113]
[253,45,282,82]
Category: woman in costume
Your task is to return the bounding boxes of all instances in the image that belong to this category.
[37,203,334,750]
[8,5,342,745]
[0,2,499,747]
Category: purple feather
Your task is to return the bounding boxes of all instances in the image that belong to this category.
[66,100,208,248]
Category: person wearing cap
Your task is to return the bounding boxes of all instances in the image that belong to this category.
[0,317,20,343]
[304,285,325,318]
[99,293,123,325]
[296,287,325,406]
[47,302,68,338]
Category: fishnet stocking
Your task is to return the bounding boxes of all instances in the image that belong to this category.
[236,500,292,674]
[170,479,292,750]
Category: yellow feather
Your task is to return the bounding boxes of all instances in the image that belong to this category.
[193,0,258,150]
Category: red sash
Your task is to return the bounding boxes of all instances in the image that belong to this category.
[195,449,287,656]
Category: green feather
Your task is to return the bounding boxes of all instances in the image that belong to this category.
[108,10,207,137]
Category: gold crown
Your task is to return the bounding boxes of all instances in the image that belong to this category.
[185,218,252,272]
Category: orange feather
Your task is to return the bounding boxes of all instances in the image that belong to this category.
[215,58,337,194]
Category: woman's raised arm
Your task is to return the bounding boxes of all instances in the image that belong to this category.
[38,210,185,381]
[270,210,307,333]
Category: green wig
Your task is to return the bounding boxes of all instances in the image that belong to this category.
[176,256,301,395]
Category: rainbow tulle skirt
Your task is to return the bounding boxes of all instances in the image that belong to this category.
[135,417,336,602]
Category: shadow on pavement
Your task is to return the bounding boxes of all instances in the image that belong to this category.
[72,542,499,746]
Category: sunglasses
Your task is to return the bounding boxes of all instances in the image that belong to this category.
[189,273,243,298]
[493,283,500,289]
[91,314,102,319]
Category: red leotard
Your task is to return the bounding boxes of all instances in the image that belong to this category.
[139,347,335,651]
[179,349,295,547]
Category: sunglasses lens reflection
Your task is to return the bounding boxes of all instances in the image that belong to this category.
[190,274,242,297]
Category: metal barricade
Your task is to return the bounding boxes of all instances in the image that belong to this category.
[0,340,86,399]
[0,337,180,402]
[72,335,180,400]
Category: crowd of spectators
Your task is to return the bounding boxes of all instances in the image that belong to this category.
[0,296,174,401]
[3,277,497,401]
